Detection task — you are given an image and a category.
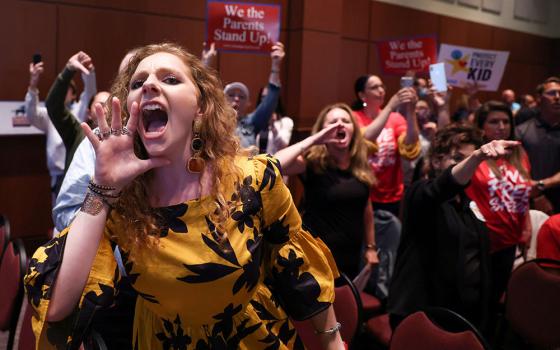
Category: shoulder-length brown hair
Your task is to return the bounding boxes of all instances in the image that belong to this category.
[305,103,376,187]
[475,100,530,180]
[108,42,246,253]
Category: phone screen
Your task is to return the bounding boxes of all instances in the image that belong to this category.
[430,63,447,92]
[32,53,42,64]
[400,76,414,88]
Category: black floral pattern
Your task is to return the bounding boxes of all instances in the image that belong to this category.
[231,176,263,233]
[270,249,330,320]
[262,215,290,244]
[158,203,189,237]
[25,235,66,308]
[155,314,192,350]
[119,248,141,285]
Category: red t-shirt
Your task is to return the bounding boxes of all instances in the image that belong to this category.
[465,157,532,252]
[354,109,407,203]
[537,214,560,261]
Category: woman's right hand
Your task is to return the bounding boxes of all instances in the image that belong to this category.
[81,98,170,191]
[387,87,416,111]
[311,122,342,146]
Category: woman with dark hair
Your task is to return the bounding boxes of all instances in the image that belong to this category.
[25,43,343,350]
[255,86,293,155]
[351,74,421,217]
[275,103,379,279]
[389,123,521,333]
[465,101,532,310]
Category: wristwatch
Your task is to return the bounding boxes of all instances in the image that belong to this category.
[537,180,546,192]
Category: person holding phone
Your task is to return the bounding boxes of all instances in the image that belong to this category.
[25,57,66,198]
[351,75,421,217]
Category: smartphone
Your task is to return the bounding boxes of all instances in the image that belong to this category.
[429,63,448,92]
[32,53,42,64]
[400,76,414,88]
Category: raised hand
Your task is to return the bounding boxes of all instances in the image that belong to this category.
[67,51,93,75]
[311,122,342,146]
[29,62,44,89]
[201,42,217,66]
[81,97,170,191]
[270,42,285,69]
[387,87,417,111]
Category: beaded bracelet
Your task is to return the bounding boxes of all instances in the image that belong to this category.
[315,322,341,335]
[89,179,117,192]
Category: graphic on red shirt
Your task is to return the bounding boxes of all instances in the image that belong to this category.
[466,157,531,252]
[370,128,397,171]
[354,109,407,203]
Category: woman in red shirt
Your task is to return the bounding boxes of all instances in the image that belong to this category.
[352,75,421,217]
[465,101,532,310]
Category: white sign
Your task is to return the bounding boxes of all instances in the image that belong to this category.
[437,44,510,91]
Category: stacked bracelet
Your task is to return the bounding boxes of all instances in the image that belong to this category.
[315,322,342,335]
[87,179,121,205]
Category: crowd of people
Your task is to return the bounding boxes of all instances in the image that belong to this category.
[20,40,560,350]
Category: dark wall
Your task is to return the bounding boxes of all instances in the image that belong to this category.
[1,0,558,239]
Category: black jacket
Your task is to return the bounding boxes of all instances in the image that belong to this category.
[388,167,491,330]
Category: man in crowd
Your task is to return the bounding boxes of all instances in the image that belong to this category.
[516,77,560,214]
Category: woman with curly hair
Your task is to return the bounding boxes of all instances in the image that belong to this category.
[275,103,379,279]
[25,43,343,350]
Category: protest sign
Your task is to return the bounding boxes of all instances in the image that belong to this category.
[207,1,281,54]
[376,35,438,75]
[438,44,510,91]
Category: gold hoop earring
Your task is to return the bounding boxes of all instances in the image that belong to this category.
[187,117,205,173]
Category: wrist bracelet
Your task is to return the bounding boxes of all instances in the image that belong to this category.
[366,243,377,250]
[80,191,110,215]
[315,322,341,335]
[89,179,117,192]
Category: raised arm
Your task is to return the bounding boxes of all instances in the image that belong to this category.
[274,122,340,176]
[402,89,420,146]
[451,139,521,185]
[247,42,285,133]
[47,98,169,321]
[201,42,217,67]
[428,83,451,128]
[73,65,97,122]
[363,87,416,141]
[25,62,50,131]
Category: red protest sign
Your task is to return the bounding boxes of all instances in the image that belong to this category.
[376,36,438,75]
[207,1,281,54]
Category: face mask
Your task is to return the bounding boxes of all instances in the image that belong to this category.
[418,87,429,98]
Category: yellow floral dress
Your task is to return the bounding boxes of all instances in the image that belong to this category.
[25,155,338,349]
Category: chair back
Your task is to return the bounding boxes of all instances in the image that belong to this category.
[505,258,560,347]
[0,214,11,259]
[291,273,361,349]
[0,238,28,350]
[390,308,488,350]
[332,273,362,347]
[17,302,35,350]
[526,210,550,260]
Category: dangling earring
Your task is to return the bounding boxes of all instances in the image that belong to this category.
[187,117,205,173]
[362,100,367,108]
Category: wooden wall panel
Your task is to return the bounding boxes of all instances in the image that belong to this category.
[342,0,370,40]
[338,39,370,106]
[302,0,343,33]
[370,1,440,40]
[0,135,52,239]
[298,30,342,128]
[56,5,207,92]
[0,0,57,100]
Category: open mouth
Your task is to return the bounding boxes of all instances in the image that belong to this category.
[142,103,168,135]
[336,130,346,140]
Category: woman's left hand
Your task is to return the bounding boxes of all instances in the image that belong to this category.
[364,248,379,266]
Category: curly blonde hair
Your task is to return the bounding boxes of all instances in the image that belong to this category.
[107,42,246,254]
[305,103,376,187]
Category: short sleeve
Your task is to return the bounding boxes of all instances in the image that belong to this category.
[24,227,118,349]
[397,133,421,160]
[251,154,339,321]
